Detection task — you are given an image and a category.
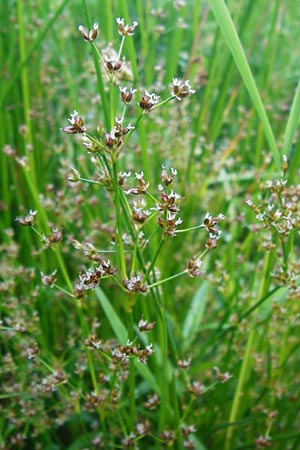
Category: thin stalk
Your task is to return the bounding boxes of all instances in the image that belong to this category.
[142,238,165,284]
[207,0,280,169]
[16,0,36,184]
[127,312,136,430]
[224,251,272,450]
[157,305,169,437]
[0,0,71,109]
[110,76,115,129]
[112,160,127,279]
[22,166,72,291]
[148,270,187,289]
[117,35,126,61]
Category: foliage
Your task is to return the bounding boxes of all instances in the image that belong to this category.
[1,1,300,449]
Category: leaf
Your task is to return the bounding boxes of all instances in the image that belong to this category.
[207,0,280,168]
[182,281,209,350]
[283,78,300,180]
[95,288,128,345]
[134,360,161,395]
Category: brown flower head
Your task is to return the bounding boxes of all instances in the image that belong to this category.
[116,17,138,36]
[61,111,86,134]
[15,209,37,227]
[78,22,98,42]
[138,318,156,332]
[40,270,57,287]
[139,90,160,111]
[119,86,137,104]
[172,78,196,100]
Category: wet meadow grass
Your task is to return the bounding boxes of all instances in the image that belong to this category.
[1,0,300,449]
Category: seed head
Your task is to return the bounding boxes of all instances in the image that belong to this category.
[15,209,37,227]
[104,57,123,73]
[61,111,86,134]
[78,22,98,42]
[139,90,160,111]
[138,318,156,332]
[119,86,137,104]
[172,78,196,100]
[40,270,57,287]
[116,17,138,36]
[187,258,203,277]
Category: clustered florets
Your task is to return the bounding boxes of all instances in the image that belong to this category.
[74,259,116,296]
[139,90,160,111]
[172,78,196,100]
[123,275,148,294]
[15,209,37,227]
[119,86,137,104]
[112,340,153,364]
[60,111,86,134]
[116,17,138,36]
[125,171,150,195]
[78,22,98,42]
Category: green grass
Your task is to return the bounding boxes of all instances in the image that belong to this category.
[1,1,300,449]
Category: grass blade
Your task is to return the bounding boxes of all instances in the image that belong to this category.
[0,0,71,109]
[95,288,128,344]
[134,360,161,395]
[207,0,280,169]
[182,281,209,351]
[283,78,300,167]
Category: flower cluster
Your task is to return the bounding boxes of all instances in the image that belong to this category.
[123,274,148,294]
[171,78,196,100]
[187,258,203,277]
[78,23,98,42]
[61,110,86,134]
[119,86,137,104]
[37,370,67,394]
[199,212,225,248]
[247,179,300,296]
[112,340,153,365]
[246,180,300,237]
[139,90,160,111]
[116,17,138,36]
[15,209,37,227]
[76,259,116,293]
[40,270,57,288]
[104,118,134,151]
[125,171,149,195]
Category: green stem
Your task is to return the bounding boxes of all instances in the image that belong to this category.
[148,270,187,289]
[112,160,127,279]
[127,312,136,430]
[224,251,272,450]
[117,35,126,61]
[110,76,115,129]
[143,238,165,283]
[17,0,36,184]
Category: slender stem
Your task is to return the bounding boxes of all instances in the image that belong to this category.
[224,251,272,450]
[127,312,136,430]
[151,95,176,111]
[78,178,101,185]
[110,76,115,129]
[142,238,165,283]
[148,270,187,289]
[112,160,127,279]
[117,35,126,61]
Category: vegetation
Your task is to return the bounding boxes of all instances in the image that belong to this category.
[1,0,300,449]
